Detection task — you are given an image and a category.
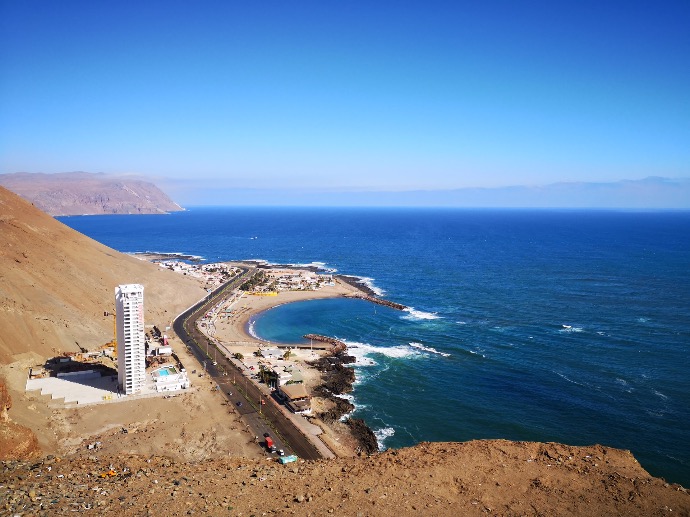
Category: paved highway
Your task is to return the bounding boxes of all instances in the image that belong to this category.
[172,266,324,461]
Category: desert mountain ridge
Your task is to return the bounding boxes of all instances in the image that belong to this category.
[0,186,688,515]
[0,171,184,216]
[0,185,204,363]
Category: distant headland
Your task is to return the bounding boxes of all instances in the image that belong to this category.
[0,171,183,216]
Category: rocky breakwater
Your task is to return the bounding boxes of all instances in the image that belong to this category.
[306,343,378,455]
[345,292,408,311]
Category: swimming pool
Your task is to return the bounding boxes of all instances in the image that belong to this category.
[156,366,178,377]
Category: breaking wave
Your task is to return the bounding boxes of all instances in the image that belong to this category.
[402,307,441,320]
[374,427,395,451]
[344,340,422,366]
[409,342,451,357]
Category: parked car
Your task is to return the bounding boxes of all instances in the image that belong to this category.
[236,401,242,407]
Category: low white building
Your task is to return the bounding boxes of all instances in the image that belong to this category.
[272,367,293,385]
[151,365,190,392]
[261,348,284,360]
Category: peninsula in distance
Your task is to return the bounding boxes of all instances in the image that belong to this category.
[0,172,184,216]
[2,171,690,212]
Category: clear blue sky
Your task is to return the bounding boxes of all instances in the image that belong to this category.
[1,1,688,201]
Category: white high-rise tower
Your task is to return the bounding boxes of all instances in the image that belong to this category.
[115,284,146,395]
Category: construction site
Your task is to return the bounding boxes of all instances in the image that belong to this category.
[25,290,191,406]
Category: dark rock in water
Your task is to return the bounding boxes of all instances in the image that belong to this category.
[336,275,378,297]
[346,418,378,455]
[348,293,407,311]
[314,364,355,395]
[304,334,347,350]
[340,354,356,364]
[309,339,377,454]
[315,391,355,424]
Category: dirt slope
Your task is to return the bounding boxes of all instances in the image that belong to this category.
[0,186,204,363]
[2,441,689,516]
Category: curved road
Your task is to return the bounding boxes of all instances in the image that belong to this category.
[172,266,323,461]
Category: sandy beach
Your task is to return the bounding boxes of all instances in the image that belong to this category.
[211,277,363,344]
[199,274,368,457]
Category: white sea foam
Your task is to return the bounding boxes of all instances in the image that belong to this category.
[653,389,668,400]
[559,325,584,333]
[615,378,634,393]
[348,276,385,296]
[344,340,421,367]
[409,342,451,357]
[402,307,441,320]
[555,371,587,387]
[288,261,338,273]
[374,427,395,451]
[456,321,467,325]
[334,393,365,421]
[468,349,486,358]
[247,318,260,340]
[334,393,355,403]
[245,258,271,266]
[137,250,206,261]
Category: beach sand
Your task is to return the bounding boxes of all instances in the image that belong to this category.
[207,277,366,457]
[211,278,362,344]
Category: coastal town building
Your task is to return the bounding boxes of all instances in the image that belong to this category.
[263,269,333,291]
[115,284,146,395]
[156,260,240,289]
[277,383,312,414]
[151,364,190,392]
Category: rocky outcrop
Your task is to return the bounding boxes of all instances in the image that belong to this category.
[308,348,379,454]
[347,293,407,311]
[0,381,40,460]
[345,418,379,455]
[0,172,184,215]
[303,334,348,352]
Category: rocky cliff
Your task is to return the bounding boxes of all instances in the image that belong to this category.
[0,172,183,215]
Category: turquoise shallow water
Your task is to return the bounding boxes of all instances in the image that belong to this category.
[60,207,690,485]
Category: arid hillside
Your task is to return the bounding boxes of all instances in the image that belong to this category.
[0,186,204,363]
[0,172,183,215]
[2,441,689,516]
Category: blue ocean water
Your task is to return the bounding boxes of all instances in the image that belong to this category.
[59,207,690,486]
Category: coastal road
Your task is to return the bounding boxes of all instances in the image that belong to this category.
[172,267,324,461]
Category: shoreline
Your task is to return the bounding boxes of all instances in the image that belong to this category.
[212,276,366,345]
[201,268,397,456]
[124,257,404,458]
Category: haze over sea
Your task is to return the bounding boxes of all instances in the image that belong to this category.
[59,207,690,486]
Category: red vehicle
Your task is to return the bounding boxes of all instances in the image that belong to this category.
[265,436,275,451]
